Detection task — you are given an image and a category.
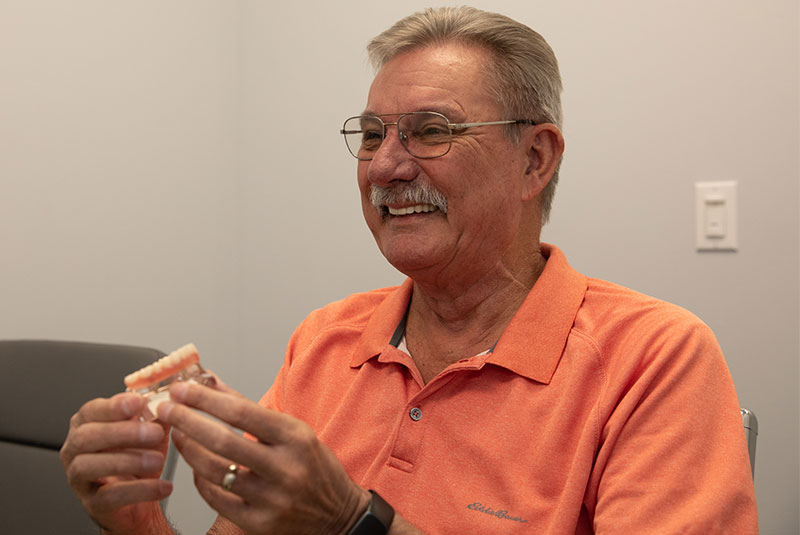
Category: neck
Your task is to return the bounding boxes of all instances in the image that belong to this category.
[405,247,546,382]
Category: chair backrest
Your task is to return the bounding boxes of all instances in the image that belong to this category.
[0,340,174,533]
[740,407,758,479]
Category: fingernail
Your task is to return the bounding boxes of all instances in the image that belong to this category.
[158,479,173,496]
[142,451,163,472]
[120,396,141,418]
[170,382,189,401]
[157,402,174,421]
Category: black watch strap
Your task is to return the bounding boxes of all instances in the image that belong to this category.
[347,490,395,535]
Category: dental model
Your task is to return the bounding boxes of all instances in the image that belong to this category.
[124,343,213,420]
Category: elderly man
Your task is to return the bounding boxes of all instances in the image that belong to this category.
[61,7,757,535]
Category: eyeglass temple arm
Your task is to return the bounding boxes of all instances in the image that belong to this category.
[340,119,535,135]
[449,119,537,129]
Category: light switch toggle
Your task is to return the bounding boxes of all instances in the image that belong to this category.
[703,195,726,238]
[695,181,737,251]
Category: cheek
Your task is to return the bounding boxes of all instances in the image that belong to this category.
[356,166,380,227]
[450,173,523,241]
[356,162,369,189]
[452,166,517,212]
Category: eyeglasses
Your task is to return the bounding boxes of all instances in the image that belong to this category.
[340,111,536,160]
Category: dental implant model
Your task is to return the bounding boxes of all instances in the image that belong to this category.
[124,343,213,420]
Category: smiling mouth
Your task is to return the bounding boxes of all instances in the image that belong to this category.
[370,182,448,218]
[386,204,440,216]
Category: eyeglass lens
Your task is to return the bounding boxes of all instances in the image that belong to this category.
[342,112,452,160]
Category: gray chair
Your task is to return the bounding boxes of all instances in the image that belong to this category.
[0,340,177,533]
[740,408,758,479]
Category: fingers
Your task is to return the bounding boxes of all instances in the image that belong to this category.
[75,421,164,453]
[61,419,165,467]
[172,428,262,501]
[59,392,178,534]
[67,450,165,483]
[62,414,166,493]
[69,392,145,428]
[163,381,293,445]
[160,381,368,534]
[170,427,268,529]
[158,400,267,476]
[172,429,292,533]
[61,393,168,503]
[67,447,168,505]
[61,393,165,469]
[89,478,173,514]
[194,475,247,520]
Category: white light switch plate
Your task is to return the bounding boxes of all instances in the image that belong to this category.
[695,181,738,251]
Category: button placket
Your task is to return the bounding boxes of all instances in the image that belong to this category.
[388,405,427,472]
[387,374,458,472]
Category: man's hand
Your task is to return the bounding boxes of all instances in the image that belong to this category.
[157,379,370,535]
[60,393,174,535]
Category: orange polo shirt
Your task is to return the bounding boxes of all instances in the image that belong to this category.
[259,244,757,534]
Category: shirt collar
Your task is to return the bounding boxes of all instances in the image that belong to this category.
[350,244,587,384]
[486,244,586,384]
[350,278,414,368]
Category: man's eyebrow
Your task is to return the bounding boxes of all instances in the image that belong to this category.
[359,108,466,120]
[360,110,404,118]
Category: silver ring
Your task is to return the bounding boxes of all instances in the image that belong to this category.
[221,463,239,491]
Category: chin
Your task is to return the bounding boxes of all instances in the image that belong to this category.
[378,246,436,277]
[371,226,449,276]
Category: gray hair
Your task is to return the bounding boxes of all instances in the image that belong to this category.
[367,6,563,223]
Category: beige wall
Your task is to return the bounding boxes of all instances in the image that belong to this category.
[1,1,797,533]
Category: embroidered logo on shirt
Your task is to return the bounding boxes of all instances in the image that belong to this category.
[467,502,529,523]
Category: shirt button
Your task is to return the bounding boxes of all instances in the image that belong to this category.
[409,407,422,421]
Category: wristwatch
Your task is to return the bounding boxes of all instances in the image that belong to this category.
[347,490,395,535]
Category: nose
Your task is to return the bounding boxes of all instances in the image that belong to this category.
[366,127,417,187]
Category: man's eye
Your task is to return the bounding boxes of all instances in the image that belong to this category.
[361,130,383,149]
[416,124,450,144]
[422,125,447,135]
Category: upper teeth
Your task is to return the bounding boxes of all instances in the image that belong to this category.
[388,204,438,216]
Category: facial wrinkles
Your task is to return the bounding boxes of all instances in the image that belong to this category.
[369,180,448,215]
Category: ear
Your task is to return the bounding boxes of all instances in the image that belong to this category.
[520,124,565,202]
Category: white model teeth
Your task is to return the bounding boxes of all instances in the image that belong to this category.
[387,204,438,216]
[124,370,140,385]
[124,342,200,389]
[177,343,197,359]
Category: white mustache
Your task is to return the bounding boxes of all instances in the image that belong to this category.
[369,181,448,214]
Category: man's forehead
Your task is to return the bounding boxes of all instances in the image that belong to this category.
[370,44,490,85]
[363,45,494,119]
